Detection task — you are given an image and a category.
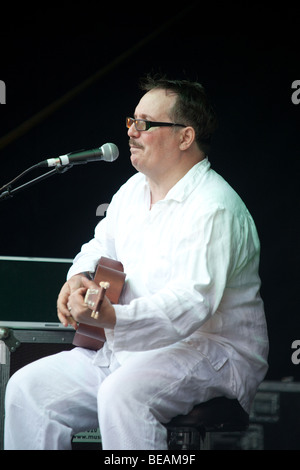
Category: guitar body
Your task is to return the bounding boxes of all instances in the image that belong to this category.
[72,257,126,350]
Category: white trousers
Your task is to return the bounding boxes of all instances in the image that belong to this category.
[4,344,234,450]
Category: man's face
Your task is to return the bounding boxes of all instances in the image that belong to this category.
[128,88,182,180]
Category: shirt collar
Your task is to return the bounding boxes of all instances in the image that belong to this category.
[164,158,211,202]
[142,158,211,205]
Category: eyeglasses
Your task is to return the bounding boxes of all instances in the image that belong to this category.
[126,117,186,132]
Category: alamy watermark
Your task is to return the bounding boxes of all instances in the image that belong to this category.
[96,203,110,217]
[291,340,300,365]
[291,80,300,105]
[0,80,6,104]
[1,79,299,107]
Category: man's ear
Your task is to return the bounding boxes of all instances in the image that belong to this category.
[179,126,195,150]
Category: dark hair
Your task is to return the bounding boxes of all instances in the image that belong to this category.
[140,75,218,155]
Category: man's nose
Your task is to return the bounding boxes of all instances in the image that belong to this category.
[127,123,140,138]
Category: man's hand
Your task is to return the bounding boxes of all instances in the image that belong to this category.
[66,277,116,328]
[57,274,84,328]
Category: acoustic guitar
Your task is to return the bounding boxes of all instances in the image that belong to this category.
[72,257,126,350]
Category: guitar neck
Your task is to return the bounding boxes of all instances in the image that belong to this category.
[72,257,126,350]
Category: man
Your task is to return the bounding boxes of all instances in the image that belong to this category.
[4,77,268,450]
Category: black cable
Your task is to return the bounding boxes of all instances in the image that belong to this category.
[0,163,41,192]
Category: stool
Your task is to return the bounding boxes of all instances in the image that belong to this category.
[164,396,249,450]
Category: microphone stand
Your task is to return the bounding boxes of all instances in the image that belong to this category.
[0,164,73,201]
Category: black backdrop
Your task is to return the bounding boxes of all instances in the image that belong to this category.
[0,2,299,381]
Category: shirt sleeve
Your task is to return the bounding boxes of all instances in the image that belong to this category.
[112,207,245,352]
[66,203,117,280]
[66,173,144,280]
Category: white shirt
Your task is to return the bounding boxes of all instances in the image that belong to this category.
[67,158,269,412]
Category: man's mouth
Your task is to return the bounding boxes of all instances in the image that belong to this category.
[129,139,144,150]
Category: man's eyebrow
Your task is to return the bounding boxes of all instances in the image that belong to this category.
[134,113,155,120]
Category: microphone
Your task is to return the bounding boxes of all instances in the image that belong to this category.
[37,143,119,168]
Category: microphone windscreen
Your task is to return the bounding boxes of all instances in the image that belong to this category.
[101,143,119,162]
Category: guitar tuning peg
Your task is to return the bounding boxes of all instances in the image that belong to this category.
[99,281,110,289]
[91,311,99,319]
